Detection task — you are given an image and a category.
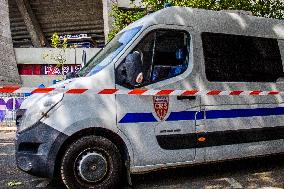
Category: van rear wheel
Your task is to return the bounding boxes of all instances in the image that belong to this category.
[60,136,123,189]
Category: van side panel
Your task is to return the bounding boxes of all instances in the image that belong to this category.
[198,33,284,163]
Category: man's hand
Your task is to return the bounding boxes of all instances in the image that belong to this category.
[136,72,143,84]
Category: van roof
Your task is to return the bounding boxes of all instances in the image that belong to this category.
[124,6,284,39]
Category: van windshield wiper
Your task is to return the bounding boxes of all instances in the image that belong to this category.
[66,72,79,79]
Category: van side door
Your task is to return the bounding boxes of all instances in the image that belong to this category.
[199,32,284,162]
[115,25,201,168]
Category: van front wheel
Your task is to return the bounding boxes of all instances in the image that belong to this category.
[60,136,123,189]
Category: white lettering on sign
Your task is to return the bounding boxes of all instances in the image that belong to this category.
[43,65,81,75]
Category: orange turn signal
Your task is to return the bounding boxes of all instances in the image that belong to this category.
[198,137,206,142]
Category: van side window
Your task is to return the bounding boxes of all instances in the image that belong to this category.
[202,33,283,82]
[116,29,190,88]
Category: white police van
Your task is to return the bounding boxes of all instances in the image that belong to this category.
[16,7,284,189]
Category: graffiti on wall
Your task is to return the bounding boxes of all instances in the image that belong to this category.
[0,97,25,122]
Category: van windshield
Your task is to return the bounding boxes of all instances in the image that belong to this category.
[78,26,142,77]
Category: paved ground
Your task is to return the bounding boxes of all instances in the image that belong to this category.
[0,131,283,189]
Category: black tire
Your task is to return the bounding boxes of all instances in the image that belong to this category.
[60,136,123,189]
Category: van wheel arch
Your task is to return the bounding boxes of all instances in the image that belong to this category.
[54,127,131,184]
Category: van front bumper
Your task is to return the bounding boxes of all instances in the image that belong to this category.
[15,122,68,178]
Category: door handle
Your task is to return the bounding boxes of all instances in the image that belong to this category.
[177,96,196,100]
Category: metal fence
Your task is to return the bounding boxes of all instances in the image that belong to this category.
[0,93,27,128]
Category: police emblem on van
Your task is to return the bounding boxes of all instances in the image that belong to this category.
[153,96,169,121]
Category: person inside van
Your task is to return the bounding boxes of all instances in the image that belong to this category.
[116,50,144,87]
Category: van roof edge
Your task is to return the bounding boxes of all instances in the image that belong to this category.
[220,10,253,16]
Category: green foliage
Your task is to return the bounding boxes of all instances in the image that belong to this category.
[109,0,284,40]
[108,5,146,40]
[43,33,70,79]
[49,33,68,68]
[50,33,68,49]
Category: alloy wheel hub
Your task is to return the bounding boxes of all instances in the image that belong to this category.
[77,152,108,183]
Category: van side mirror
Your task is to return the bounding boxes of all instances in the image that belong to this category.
[66,72,78,79]
[124,51,143,86]
[276,77,284,82]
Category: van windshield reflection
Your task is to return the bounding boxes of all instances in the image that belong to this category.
[78,26,142,77]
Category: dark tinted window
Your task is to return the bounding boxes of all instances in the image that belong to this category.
[202,33,283,82]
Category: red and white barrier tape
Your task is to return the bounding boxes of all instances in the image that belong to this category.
[0,86,283,96]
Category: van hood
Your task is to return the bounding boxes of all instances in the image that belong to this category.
[19,78,76,110]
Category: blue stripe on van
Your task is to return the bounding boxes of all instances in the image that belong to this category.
[166,111,204,121]
[119,106,284,123]
[206,107,284,120]
[119,113,157,123]
[166,107,284,121]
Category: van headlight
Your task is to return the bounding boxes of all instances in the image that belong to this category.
[18,93,64,133]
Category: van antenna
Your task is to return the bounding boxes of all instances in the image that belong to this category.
[164,2,172,8]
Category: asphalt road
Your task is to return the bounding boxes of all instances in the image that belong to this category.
[0,131,283,189]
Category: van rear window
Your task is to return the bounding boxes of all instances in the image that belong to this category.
[202,33,283,82]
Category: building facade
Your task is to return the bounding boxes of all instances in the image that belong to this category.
[0,0,140,86]
[8,0,142,48]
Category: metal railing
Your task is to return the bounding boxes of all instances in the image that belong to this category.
[0,93,27,128]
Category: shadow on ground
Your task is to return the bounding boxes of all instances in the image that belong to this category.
[46,154,284,189]
[129,154,284,189]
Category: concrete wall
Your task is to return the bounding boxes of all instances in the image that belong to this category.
[15,48,100,65]
[0,0,21,86]
[14,48,100,87]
